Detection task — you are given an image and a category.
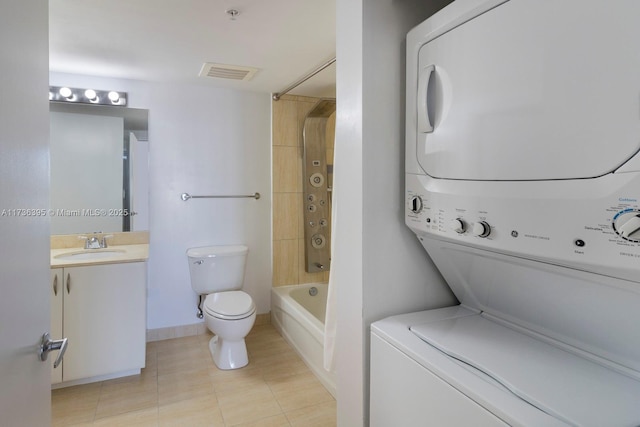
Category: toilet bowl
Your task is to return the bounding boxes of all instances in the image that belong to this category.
[203,290,256,369]
[186,245,256,370]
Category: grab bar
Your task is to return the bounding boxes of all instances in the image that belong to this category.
[181,192,260,201]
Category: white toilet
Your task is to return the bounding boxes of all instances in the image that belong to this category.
[186,245,256,370]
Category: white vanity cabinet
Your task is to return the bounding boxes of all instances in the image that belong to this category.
[50,262,146,385]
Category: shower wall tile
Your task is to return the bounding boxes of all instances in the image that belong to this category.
[273,239,298,286]
[326,113,336,150]
[273,95,333,290]
[273,146,301,193]
[272,100,298,147]
[297,238,325,284]
[273,192,301,241]
[297,147,304,193]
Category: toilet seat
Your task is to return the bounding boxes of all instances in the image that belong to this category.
[204,291,255,320]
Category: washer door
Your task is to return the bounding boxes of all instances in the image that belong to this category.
[416,0,640,181]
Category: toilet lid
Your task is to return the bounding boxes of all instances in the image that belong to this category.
[204,291,255,320]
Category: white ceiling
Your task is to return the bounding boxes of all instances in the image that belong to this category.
[49,1,336,98]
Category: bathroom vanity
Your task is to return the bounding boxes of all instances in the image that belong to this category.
[50,240,148,387]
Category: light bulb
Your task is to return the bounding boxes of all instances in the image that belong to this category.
[108,91,120,103]
[84,89,97,101]
[59,87,73,99]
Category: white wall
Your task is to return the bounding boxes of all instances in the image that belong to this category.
[49,72,272,330]
[334,0,456,425]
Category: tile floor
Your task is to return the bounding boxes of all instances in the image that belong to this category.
[52,323,336,426]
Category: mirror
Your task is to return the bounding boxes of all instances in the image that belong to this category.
[49,102,149,235]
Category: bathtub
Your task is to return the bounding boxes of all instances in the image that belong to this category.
[271,283,336,397]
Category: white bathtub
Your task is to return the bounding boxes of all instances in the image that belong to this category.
[271,283,336,397]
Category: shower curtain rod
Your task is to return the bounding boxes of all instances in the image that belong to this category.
[272,57,336,101]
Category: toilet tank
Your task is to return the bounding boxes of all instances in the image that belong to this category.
[187,245,248,295]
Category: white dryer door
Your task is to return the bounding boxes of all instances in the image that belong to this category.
[416,0,640,181]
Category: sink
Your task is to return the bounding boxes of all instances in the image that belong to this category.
[54,249,126,261]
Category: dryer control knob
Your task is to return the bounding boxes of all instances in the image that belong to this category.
[472,221,491,238]
[450,218,466,234]
[410,196,423,214]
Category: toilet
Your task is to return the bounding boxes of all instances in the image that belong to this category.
[186,245,256,370]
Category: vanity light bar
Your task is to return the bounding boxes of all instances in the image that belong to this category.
[49,86,127,106]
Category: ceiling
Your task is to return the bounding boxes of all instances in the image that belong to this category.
[49,1,336,98]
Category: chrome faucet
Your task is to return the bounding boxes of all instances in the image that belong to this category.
[78,233,113,249]
[100,234,113,248]
[86,235,101,249]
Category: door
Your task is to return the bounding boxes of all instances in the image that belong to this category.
[0,1,51,426]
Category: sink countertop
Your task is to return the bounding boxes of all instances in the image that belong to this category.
[51,244,149,268]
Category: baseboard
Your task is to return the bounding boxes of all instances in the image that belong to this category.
[146,312,271,342]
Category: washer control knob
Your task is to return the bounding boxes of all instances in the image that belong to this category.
[410,196,423,214]
[472,221,491,238]
[450,218,466,234]
[613,209,640,242]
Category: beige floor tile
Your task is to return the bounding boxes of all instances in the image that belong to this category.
[158,369,215,406]
[156,343,205,363]
[155,335,202,352]
[92,407,159,427]
[96,375,158,419]
[51,324,336,426]
[260,357,311,382]
[231,413,292,427]
[217,383,283,426]
[145,350,158,372]
[285,401,337,427]
[210,364,266,393]
[99,372,157,397]
[158,395,224,427]
[247,324,284,339]
[157,349,215,376]
[247,335,293,355]
[268,373,334,412]
[51,382,101,426]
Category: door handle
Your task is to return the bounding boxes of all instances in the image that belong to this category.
[66,273,70,294]
[39,332,68,369]
[417,64,435,133]
[53,274,58,296]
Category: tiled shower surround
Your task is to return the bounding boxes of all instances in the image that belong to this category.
[272,95,335,287]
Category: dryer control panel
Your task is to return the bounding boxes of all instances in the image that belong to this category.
[406,173,640,282]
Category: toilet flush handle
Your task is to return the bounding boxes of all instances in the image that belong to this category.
[194,260,204,265]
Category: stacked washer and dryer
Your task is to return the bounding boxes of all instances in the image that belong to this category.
[371,1,640,425]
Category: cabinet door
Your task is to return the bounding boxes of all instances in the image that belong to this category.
[50,268,64,384]
[63,263,146,382]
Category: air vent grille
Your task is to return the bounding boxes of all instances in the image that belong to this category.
[199,63,258,81]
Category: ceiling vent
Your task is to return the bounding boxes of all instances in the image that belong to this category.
[199,63,258,81]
